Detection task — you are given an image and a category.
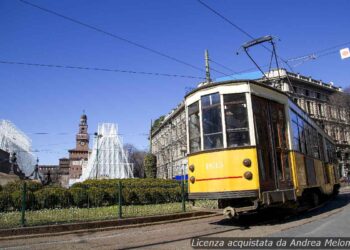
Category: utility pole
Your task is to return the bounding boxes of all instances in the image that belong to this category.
[94,132,102,179]
[205,49,212,84]
[150,119,153,153]
[9,152,16,175]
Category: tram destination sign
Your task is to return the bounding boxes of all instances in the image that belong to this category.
[340,48,350,59]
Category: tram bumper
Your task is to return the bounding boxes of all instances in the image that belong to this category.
[188,189,259,200]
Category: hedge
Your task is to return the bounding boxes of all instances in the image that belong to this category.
[0,179,184,212]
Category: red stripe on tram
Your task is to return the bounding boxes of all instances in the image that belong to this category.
[196,176,243,182]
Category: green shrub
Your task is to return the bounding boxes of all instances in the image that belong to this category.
[137,188,156,204]
[105,187,118,205]
[69,187,87,207]
[0,178,185,211]
[2,180,42,193]
[122,188,139,205]
[87,187,105,207]
[0,191,11,212]
[164,187,181,202]
[34,188,70,209]
[10,190,35,210]
[144,154,157,178]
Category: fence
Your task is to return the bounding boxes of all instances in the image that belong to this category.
[0,180,189,229]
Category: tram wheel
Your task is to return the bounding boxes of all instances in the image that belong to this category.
[310,192,320,207]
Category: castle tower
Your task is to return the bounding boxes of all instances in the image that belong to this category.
[76,113,89,151]
[68,113,90,179]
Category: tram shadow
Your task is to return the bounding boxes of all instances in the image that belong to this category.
[211,191,350,230]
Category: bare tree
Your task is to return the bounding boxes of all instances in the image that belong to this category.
[124,143,147,178]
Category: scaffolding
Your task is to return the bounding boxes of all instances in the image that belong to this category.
[0,120,35,176]
[74,123,133,183]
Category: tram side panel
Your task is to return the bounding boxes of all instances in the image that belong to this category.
[290,151,339,197]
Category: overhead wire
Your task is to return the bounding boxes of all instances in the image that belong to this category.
[287,41,350,62]
[0,60,205,79]
[18,0,233,78]
[197,0,294,72]
[209,59,239,75]
[18,0,206,72]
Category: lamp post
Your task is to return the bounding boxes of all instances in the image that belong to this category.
[10,152,17,175]
[94,132,103,179]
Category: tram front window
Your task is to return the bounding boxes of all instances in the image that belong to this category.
[224,93,250,147]
[201,93,223,149]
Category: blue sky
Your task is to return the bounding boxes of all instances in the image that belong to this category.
[1,0,349,164]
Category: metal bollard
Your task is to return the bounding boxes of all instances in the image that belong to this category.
[118,181,122,219]
[21,182,26,227]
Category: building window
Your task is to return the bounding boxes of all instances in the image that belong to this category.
[188,101,201,153]
[201,93,223,150]
[318,103,323,117]
[224,93,250,147]
[328,106,333,118]
[305,89,309,96]
[306,101,311,114]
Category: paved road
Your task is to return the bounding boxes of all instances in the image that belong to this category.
[270,188,350,237]
[1,188,350,250]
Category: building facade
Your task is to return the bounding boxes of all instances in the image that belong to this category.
[38,165,60,183]
[58,158,70,187]
[151,69,350,179]
[151,103,187,179]
[38,157,70,186]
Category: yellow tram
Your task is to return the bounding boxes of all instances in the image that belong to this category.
[185,80,340,217]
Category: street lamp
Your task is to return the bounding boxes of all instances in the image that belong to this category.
[10,152,17,175]
[94,132,103,179]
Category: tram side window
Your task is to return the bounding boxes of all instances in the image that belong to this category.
[325,139,337,164]
[290,110,321,159]
[298,117,307,154]
[318,133,325,161]
[201,93,223,149]
[290,110,306,153]
[290,111,301,151]
[188,101,201,153]
[311,128,320,159]
[224,93,250,147]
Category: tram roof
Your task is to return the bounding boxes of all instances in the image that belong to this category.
[185,79,288,99]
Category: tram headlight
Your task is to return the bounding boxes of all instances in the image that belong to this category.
[244,171,253,180]
[190,176,196,184]
[189,164,195,172]
[243,159,251,167]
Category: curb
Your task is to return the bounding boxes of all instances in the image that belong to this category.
[0,211,219,240]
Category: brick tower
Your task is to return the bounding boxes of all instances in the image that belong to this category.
[68,113,90,179]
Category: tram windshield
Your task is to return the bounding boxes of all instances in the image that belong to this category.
[224,93,250,147]
[201,93,223,150]
[188,92,250,153]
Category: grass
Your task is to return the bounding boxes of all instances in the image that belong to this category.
[0,202,192,229]
[192,199,218,209]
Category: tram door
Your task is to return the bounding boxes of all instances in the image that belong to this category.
[252,96,292,191]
